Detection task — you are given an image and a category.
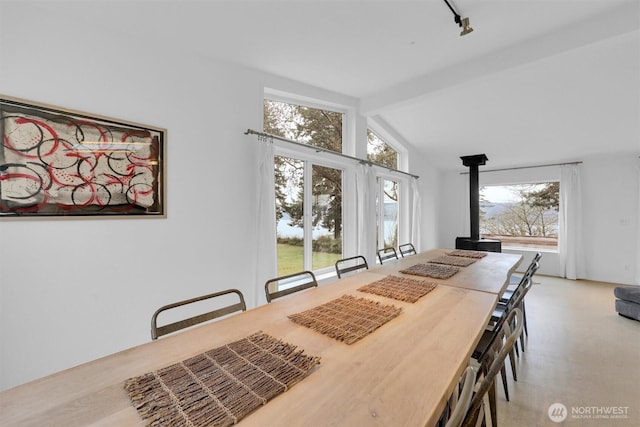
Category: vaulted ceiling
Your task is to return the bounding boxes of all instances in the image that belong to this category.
[13,0,640,170]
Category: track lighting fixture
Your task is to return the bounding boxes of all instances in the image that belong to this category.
[442,0,473,36]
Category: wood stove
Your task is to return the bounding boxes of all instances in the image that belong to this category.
[455,154,501,252]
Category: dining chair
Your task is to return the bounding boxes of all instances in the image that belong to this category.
[502,253,541,338]
[508,252,542,286]
[440,365,477,427]
[464,308,524,427]
[264,270,318,303]
[472,274,532,416]
[399,243,417,257]
[505,252,541,293]
[151,289,246,340]
[484,274,532,384]
[335,255,369,279]
[471,322,512,405]
[495,260,539,357]
[377,247,399,264]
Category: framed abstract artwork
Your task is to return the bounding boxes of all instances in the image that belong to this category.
[0,95,166,218]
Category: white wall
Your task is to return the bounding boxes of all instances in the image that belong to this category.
[437,153,640,285]
[411,157,440,251]
[0,9,259,390]
[0,3,436,390]
[581,154,640,284]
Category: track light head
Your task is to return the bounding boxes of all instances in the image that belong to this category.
[443,0,474,37]
[460,17,473,36]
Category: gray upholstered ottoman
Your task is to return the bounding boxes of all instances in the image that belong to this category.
[614,286,640,321]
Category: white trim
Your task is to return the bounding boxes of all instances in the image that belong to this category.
[264,92,353,273]
[264,87,357,159]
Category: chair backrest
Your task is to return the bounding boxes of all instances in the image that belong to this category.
[265,270,318,303]
[445,365,477,427]
[513,259,539,294]
[462,308,524,427]
[509,252,541,286]
[335,255,369,279]
[491,275,533,333]
[377,247,399,264]
[398,243,417,257]
[151,289,246,340]
[513,276,533,305]
[524,253,541,277]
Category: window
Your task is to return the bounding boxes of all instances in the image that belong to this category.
[378,178,399,249]
[264,100,344,275]
[368,129,400,252]
[367,129,397,169]
[480,182,559,250]
[265,99,343,153]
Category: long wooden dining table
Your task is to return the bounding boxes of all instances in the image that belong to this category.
[0,248,521,427]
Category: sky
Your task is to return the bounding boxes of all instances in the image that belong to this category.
[480,185,521,203]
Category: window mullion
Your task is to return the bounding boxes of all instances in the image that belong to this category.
[303,160,313,270]
[377,178,383,250]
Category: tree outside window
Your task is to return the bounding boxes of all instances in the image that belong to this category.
[264,100,343,275]
[367,130,400,251]
[480,182,559,250]
[367,129,397,169]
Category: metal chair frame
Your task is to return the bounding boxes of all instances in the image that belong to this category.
[399,243,417,257]
[335,255,369,278]
[264,270,318,303]
[377,247,399,264]
[151,289,246,340]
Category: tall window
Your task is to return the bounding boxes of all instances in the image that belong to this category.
[368,129,400,251]
[264,100,344,275]
[480,182,559,250]
[379,178,398,249]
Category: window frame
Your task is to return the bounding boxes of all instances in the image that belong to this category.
[366,121,410,253]
[262,91,416,277]
[265,95,351,276]
[375,175,400,251]
[479,181,560,253]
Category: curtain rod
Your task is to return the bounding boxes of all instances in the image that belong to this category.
[460,160,583,174]
[245,129,419,179]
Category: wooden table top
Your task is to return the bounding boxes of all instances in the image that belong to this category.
[372,248,522,295]
[0,249,521,427]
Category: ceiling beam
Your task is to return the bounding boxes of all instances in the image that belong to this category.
[359,2,640,116]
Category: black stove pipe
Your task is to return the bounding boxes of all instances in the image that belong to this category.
[456,154,501,252]
[461,154,488,240]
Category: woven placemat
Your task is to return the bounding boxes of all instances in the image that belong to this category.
[399,263,461,279]
[447,249,488,259]
[288,294,401,344]
[357,275,437,303]
[429,255,477,267]
[124,332,320,427]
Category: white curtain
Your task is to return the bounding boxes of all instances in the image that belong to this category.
[356,164,378,266]
[254,141,277,308]
[411,177,422,252]
[559,164,585,279]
